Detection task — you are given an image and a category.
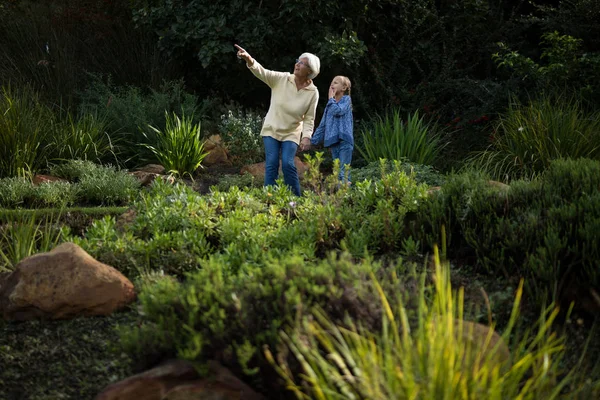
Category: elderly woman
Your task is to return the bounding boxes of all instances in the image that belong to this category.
[235,44,320,196]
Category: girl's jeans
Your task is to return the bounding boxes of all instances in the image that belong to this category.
[263,136,301,196]
[329,140,353,182]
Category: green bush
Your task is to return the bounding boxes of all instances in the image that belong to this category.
[49,112,119,165]
[211,173,261,192]
[32,181,78,208]
[118,253,401,393]
[358,110,445,165]
[0,177,35,208]
[143,112,207,177]
[418,158,600,306]
[218,109,264,166]
[49,159,102,182]
[467,95,600,180]
[272,257,589,399]
[77,166,140,206]
[0,86,53,178]
[352,159,445,187]
[79,78,209,166]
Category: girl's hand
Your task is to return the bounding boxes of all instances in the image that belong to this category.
[328,87,336,99]
[234,44,253,65]
[299,137,311,152]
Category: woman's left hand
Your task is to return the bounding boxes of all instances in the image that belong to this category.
[299,137,311,152]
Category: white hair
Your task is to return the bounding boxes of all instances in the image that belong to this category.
[299,52,320,79]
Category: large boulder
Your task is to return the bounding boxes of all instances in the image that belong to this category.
[240,157,309,180]
[95,360,264,400]
[0,242,135,321]
[203,135,230,166]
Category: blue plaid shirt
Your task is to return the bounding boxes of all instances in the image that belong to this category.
[310,95,353,147]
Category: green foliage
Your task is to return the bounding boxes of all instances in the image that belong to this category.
[0,177,35,208]
[32,181,78,208]
[358,110,445,165]
[49,112,119,165]
[0,86,52,178]
[419,159,600,306]
[76,165,140,206]
[49,159,103,182]
[352,159,445,187]
[0,212,66,271]
[218,109,264,165]
[494,32,600,104]
[118,253,394,390]
[79,77,208,165]
[143,112,207,177]
[271,257,584,399]
[210,173,261,192]
[467,95,600,180]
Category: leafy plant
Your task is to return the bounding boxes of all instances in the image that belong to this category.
[467,95,600,181]
[358,110,445,165]
[77,165,140,206]
[269,251,584,399]
[0,212,66,272]
[0,86,52,178]
[50,112,119,165]
[0,177,35,208]
[352,159,445,186]
[218,109,264,166]
[143,112,207,177]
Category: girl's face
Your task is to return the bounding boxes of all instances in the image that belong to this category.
[330,77,347,95]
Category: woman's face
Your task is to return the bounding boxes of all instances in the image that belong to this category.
[294,57,311,79]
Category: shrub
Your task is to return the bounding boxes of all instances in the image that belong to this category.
[211,173,261,192]
[118,253,405,393]
[32,181,78,208]
[270,254,589,399]
[0,86,53,178]
[218,109,264,166]
[358,110,445,165]
[79,78,209,166]
[467,95,600,181]
[0,212,66,272]
[418,158,600,307]
[49,159,102,182]
[0,177,35,208]
[352,159,445,186]
[77,166,140,206]
[49,112,119,165]
[142,112,207,177]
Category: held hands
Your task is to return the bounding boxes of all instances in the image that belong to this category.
[299,137,311,152]
[234,44,253,66]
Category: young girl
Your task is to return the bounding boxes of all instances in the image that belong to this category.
[311,76,354,183]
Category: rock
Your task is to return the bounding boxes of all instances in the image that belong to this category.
[32,175,67,185]
[95,360,265,400]
[130,170,160,186]
[488,180,510,191]
[456,320,510,368]
[0,243,135,321]
[116,209,137,231]
[240,157,309,180]
[203,146,230,167]
[203,135,223,152]
[95,360,199,400]
[137,164,166,174]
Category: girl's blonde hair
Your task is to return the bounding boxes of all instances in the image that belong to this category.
[336,75,352,95]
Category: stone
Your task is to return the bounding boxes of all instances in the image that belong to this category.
[203,146,230,166]
[203,135,223,152]
[95,360,199,400]
[240,157,309,180]
[137,164,166,174]
[32,175,67,185]
[130,170,160,186]
[0,243,136,321]
[95,360,265,400]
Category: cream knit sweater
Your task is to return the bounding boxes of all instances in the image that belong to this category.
[248,60,319,144]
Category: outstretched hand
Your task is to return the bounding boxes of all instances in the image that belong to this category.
[234,44,253,65]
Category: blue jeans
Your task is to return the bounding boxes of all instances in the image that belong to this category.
[329,140,353,182]
[263,136,301,196]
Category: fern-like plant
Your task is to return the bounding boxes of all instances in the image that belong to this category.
[358,110,445,165]
[142,112,207,177]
